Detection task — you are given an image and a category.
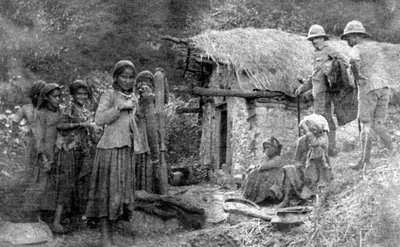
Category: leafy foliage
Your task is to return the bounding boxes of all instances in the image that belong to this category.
[165,94,201,165]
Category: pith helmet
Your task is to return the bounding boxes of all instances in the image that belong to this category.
[341,20,371,40]
[307,24,328,41]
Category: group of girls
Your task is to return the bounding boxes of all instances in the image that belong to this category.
[11,60,162,247]
[11,79,99,233]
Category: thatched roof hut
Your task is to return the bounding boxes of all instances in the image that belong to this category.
[166,27,400,180]
[189,28,352,98]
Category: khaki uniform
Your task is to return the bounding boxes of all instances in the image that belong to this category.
[298,43,346,154]
[350,40,393,163]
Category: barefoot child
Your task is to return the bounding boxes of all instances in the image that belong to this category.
[86,60,141,247]
[23,83,63,227]
[10,80,47,173]
[54,80,99,231]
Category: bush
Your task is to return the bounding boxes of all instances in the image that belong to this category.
[165,94,201,167]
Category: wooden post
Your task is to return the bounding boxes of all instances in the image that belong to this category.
[153,68,169,194]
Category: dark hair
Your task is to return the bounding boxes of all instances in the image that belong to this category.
[263,136,283,158]
[69,80,93,100]
[135,70,154,92]
[38,83,62,109]
[112,64,137,93]
[28,80,47,107]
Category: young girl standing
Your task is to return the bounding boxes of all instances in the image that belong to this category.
[86,60,140,247]
[54,80,99,231]
[23,83,62,226]
[10,80,47,173]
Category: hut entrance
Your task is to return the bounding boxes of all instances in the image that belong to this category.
[216,103,227,169]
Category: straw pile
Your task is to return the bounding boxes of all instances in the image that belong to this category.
[307,152,400,246]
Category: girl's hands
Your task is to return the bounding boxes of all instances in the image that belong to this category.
[116,100,135,111]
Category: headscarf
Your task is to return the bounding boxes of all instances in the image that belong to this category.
[38,83,62,109]
[262,136,283,157]
[69,79,93,100]
[112,60,137,92]
[135,70,154,91]
[28,80,47,107]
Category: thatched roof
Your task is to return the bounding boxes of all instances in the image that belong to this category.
[189,28,400,104]
[191,28,348,96]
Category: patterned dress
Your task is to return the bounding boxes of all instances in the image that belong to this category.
[56,103,97,214]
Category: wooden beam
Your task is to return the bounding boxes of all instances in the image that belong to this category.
[161,35,189,45]
[176,107,201,114]
[192,87,294,99]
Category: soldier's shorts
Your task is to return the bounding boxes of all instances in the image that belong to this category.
[358,88,390,123]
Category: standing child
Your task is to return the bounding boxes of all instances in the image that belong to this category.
[24,83,63,228]
[10,80,47,173]
[86,60,141,247]
[54,79,99,231]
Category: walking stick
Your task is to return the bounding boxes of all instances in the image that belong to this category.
[296,77,304,137]
[297,95,301,137]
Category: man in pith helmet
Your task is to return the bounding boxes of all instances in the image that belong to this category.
[295,24,347,157]
[341,20,394,170]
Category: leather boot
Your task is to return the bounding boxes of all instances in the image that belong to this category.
[350,137,371,171]
[327,131,338,157]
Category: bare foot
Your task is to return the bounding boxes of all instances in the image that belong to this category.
[51,222,68,234]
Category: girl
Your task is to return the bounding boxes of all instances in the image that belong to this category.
[86,60,141,247]
[135,70,154,193]
[10,80,47,173]
[242,137,285,205]
[23,83,63,229]
[135,70,168,194]
[54,80,99,231]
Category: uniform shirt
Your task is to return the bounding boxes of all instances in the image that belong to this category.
[349,40,389,99]
[302,43,346,97]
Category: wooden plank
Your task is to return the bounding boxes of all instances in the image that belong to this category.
[193,87,293,99]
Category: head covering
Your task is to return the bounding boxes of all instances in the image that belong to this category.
[262,136,283,158]
[341,20,371,40]
[112,60,137,80]
[28,80,47,107]
[69,79,93,99]
[38,83,62,109]
[136,70,154,90]
[40,83,62,96]
[307,24,329,41]
[112,60,137,93]
[263,136,282,150]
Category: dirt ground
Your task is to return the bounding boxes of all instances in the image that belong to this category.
[1,114,400,246]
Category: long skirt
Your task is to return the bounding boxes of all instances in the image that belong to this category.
[22,131,38,179]
[85,147,135,221]
[135,153,154,193]
[23,158,57,213]
[76,151,95,214]
[243,167,284,204]
[56,149,83,213]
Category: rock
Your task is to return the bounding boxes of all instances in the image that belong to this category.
[0,221,53,245]
[127,211,181,236]
[226,213,253,225]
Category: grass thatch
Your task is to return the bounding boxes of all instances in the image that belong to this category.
[190,28,350,96]
[191,28,400,103]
